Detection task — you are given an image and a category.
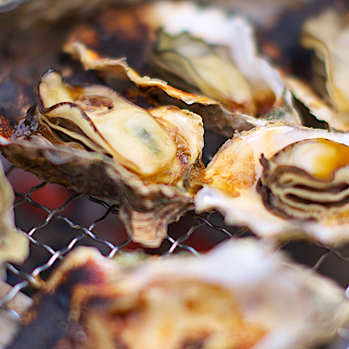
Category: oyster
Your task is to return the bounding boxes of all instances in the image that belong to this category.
[285,11,349,131]
[195,122,349,245]
[148,7,301,133]
[258,138,349,223]
[0,70,204,247]
[151,27,282,115]
[7,239,349,349]
[0,158,29,273]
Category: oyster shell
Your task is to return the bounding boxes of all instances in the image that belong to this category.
[0,70,204,248]
[0,158,29,273]
[195,122,349,245]
[258,138,349,223]
[285,11,349,131]
[8,239,349,349]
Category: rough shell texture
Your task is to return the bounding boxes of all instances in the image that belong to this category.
[0,133,194,248]
[64,41,256,136]
[7,239,349,349]
[195,122,349,246]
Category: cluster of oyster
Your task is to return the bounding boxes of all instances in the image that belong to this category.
[1,2,348,248]
[1,1,349,348]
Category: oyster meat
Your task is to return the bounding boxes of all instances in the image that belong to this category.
[151,27,282,116]
[195,122,349,245]
[0,70,204,247]
[259,138,349,223]
[7,238,349,349]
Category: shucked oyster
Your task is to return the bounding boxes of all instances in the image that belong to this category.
[259,138,349,224]
[7,239,349,349]
[151,26,282,115]
[195,122,349,245]
[147,5,301,134]
[152,30,273,115]
[285,11,349,131]
[0,70,204,247]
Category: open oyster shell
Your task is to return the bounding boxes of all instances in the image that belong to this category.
[0,70,204,248]
[285,11,349,131]
[195,122,349,246]
[7,238,349,349]
[0,158,29,273]
[147,5,301,133]
[151,24,282,114]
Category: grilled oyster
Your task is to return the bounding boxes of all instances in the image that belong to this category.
[0,159,29,274]
[8,239,349,349]
[285,11,349,131]
[147,7,301,134]
[151,26,283,115]
[0,70,204,247]
[195,122,349,245]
